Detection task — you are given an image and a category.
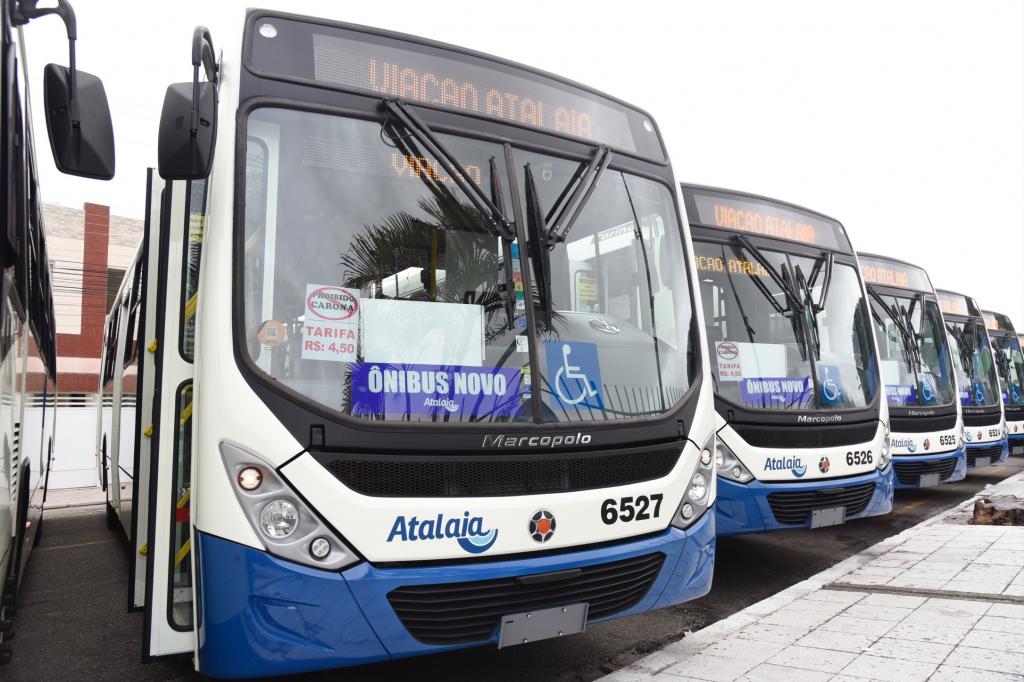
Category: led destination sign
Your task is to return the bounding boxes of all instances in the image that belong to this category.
[858,255,932,292]
[682,187,850,253]
[983,311,1015,333]
[249,16,663,158]
[936,291,978,318]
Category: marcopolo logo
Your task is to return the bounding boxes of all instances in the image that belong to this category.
[483,432,592,448]
[797,414,843,424]
[764,456,806,478]
[387,512,498,555]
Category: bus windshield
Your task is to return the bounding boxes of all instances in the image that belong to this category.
[991,334,1024,406]
[869,293,955,408]
[946,320,1000,407]
[241,107,695,423]
[695,239,877,411]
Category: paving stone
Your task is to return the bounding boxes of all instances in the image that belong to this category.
[737,662,832,682]
[820,615,897,638]
[847,565,903,578]
[785,599,849,616]
[760,609,834,629]
[844,572,895,586]
[869,552,929,568]
[794,628,877,654]
[988,603,1024,619]
[973,614,1024,633]
[885,621,970,646]
[918,597,992,616]
[960,628,1024,654]
[733,623,812,645]
[975,549,1024,566]
[839,653,938,682]
[765,645,857,674]
[660,653,757,681]
[942,580,1009,594]
[704,638,788,664]
[1002,584,1024,597]
[842,603,914,622]
[828,676,877,682]
[886,575,948,590]
[930,664,1024,682]
[864,636,953,663]
[944,644,1024,675]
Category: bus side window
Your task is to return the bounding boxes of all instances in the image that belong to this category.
[180,180,209,361]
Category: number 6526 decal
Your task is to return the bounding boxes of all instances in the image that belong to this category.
[601,494,663,525]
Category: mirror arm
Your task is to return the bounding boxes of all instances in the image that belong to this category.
[13,0,80,125]
[190,26,218,136]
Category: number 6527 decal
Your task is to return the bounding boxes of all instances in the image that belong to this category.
[601,494,663,525]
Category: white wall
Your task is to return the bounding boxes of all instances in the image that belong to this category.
[49,406,98,489]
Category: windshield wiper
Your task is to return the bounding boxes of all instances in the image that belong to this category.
[732,235,810,360]
[869,289,919,373]
[543,146,612,249]
[523,163,554,324]
[381,98,516,240]
[946,323,975,382]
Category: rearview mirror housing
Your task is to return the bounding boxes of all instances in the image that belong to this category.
[43,64,115,179]
[158,81,217,180]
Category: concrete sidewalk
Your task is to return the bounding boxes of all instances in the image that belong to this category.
[604,473,1024,682]
[43,485,105,509]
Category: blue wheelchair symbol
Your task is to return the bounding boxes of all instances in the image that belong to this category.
[545,341,604,409]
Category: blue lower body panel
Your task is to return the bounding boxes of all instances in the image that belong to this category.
[715,466,894,537]
[195,512,715,678]
[966,438,1009,468]
[892,448,967,490]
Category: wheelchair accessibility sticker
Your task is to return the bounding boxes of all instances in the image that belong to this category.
[816,364,845,406]
[544,341,604,409]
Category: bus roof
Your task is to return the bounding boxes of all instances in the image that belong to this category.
[983,310,1017,335]
[856,252,934,293]
[244,9,668,162]
[680,183,852,253]
[935,289,982,319]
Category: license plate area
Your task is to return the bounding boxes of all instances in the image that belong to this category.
[498,602,588,648]
[975,456,990,468]
[811,506,846,528]
[919,472,941,487]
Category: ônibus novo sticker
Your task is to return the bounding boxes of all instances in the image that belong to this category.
[302,284,360,362]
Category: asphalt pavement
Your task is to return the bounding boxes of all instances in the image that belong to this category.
[5,457,1022,682]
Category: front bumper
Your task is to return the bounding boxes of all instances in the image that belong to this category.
[195,511,715,678]
[892,448,967,489]
[965,438,1009,468]
[715,465,893,537]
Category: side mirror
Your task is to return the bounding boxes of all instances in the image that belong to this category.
[158,26,219,180]
[158,82,217,179]
[43,64,115,179]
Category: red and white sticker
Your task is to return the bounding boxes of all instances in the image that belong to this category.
[715,341,742,382]
[302,284,360,362]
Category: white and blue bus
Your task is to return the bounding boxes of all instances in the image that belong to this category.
[858,254,965,489]
[97,10,716,676]
[982,310,1024,451]
[936,290,1007,468]
[681,185,893,536]
[2,0,113,664]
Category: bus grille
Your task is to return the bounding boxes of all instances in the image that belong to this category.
[731,421,877,449]
[963,411,1001,427]
[894,458,958,486]
[889,413,957,433]
[967,444,1003,466]
[318,444,682,497]
[387,553,665,645]
[766,482,876,525]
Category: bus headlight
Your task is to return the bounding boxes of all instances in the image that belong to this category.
[672,434,716,530]
[260,499,299,539]
[220,442,359,571]
[715,438,753,483]
[957,426,964,450]
[876,426,891,469]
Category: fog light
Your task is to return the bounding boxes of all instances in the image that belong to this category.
[309,536,331,560]
[238,466,263,491]
[681,503,694,520]
[259,499,299,539]
[732,466,743,479]
[700,448,713,467]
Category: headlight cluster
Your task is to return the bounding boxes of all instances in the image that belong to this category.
[672,434,717,530]
[714,437,753,483]
[957,425,965,450]
[877,427,891,469]
[220,442,359,570]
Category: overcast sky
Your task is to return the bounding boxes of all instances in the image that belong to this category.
[22,0,1024,325]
